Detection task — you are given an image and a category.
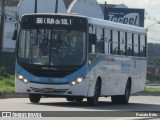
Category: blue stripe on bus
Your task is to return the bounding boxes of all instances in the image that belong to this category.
[88,57,106,71]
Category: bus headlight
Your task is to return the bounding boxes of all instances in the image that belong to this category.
[70,77,83,86]
[16,74,29,84]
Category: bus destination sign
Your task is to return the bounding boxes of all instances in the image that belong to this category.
[36,17,72,26]
[21,15,87,30]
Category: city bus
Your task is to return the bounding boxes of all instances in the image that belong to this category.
[14,13,147,105]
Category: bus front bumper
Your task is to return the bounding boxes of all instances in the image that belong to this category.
[15,78,88,97]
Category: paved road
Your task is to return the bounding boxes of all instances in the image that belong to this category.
[0,95,160,120]
[0,95,160,111]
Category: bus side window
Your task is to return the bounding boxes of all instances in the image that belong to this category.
[89,25,96,53]
[112,30,119,55]
[140,35,146,57]
[127,33,133,56]
[96,27,104,54]
[120,31,126,55]
[133,34,139,56]
[104,29,111,54]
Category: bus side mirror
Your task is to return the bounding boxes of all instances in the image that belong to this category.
[89,34,96,44]
[12,30,17,40]
[12,21,19,40]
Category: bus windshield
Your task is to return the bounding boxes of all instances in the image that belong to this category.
[18,29,86,66]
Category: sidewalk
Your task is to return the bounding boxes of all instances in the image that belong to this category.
[146,84,160,89]
[0,93,28,99]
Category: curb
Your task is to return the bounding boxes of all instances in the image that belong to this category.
[132,92,160,96]
[0,93,28,99]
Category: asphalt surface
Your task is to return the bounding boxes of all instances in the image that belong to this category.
[0,96,160,119]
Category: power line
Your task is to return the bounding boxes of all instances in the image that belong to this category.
[145,12,160,23]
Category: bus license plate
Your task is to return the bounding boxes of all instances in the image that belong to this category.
[43,88,55,92]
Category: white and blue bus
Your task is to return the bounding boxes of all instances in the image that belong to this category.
[14,13,147,105]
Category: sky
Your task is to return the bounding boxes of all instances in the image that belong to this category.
[97,0,160,43]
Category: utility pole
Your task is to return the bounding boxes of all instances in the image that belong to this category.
[34,0,37,13]
[104,1,107,19]
[104,1,107,13]
[0,0,5,52]
[55,0,58,13]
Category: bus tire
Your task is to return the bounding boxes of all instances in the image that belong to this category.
[66,97,83,102]
[111,80,131,104]
[29,94,41,103]
[87,80,101,106]
[66,97,75,102]
[111,96,121,104]
[75,97,83,102]
[121,80,131,104]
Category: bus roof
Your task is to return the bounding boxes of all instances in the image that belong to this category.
[21,13,86,19]
[21,13,147,34]
[88,17,147,34]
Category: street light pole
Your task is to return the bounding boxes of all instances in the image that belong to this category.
[55,0,58,13]
[104,1,107,19]
[34,0,37,13]
[0,0,5,52]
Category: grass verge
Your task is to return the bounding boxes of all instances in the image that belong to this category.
[0,76,15,93]
[145,88,160,93]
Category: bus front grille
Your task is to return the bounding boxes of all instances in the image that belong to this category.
[27,69,74,78]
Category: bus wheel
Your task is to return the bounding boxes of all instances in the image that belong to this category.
[87,80,101,106]
[29,94,41,103]
[111,80,131,104]
[66,97,75,102]
[75,97,83,102]
[122,80,131,104]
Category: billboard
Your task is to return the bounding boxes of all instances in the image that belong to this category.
[104,8,145,27]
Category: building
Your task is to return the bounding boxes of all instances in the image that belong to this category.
[0,0,19,52]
